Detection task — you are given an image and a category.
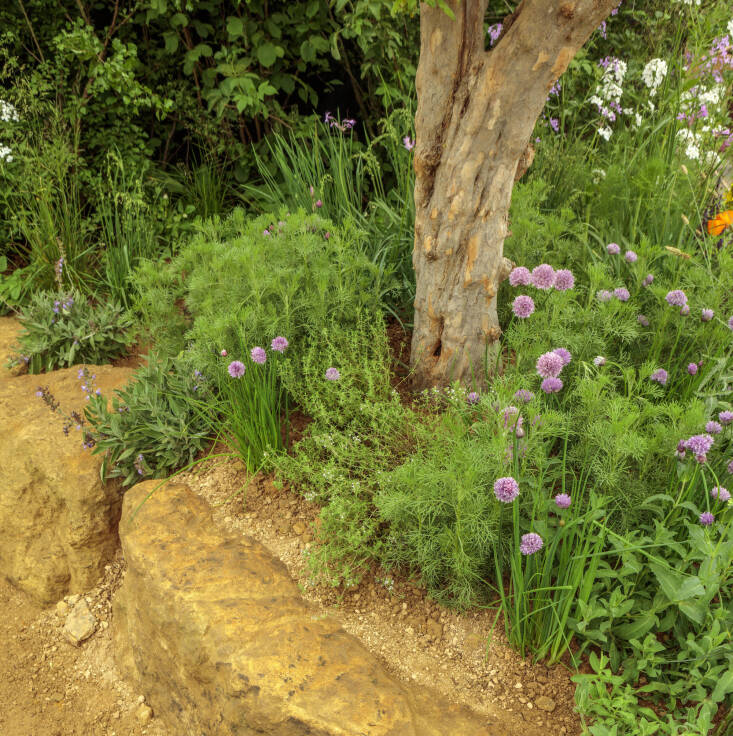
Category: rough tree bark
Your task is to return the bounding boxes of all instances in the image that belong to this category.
[411,0,619,389]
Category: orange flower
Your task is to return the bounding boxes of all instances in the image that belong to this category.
[706,210,733,236]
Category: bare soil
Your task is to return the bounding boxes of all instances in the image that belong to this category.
[0,557,169,736]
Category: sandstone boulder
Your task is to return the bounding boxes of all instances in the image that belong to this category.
[0,317,23,376]
[114,481,496,736]
[0,364,134,604]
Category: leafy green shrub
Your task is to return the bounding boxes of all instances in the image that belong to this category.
[274,319,413,588]
[13,289,132,373]
[85,354,216,486]
[135,208,384,378]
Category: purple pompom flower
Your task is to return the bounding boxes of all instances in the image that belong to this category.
[536,351,564,378]
[680,304,690,316]
[666,290,687,307]
[251,347,267,364]
[728,316,733,330]
[642,274,654,287]
[728,459,733,474]
[597,290,613,302]
[624,250,638,263]
[555,493,572,509]
[467,391,480,405]
[607,243,621,255]
[650,368,668,385]
[614,287,630,302]
[711,486,730,503]
[719,411,733,426]
[553,348,572,366]
[701,308,714,322]
[541,377,563,393]
[228,361,246,378]
[494,476,520,503]
[514,389,534,404]
[705,420,722,435]
[271,336,289,352]
[638,314,650,327]
[220,349,228,357]
[531,264,556,290]
[684,434,714,463]
[325,367,340,381]
[520,532,544,555]
[554,269,575,291]
[509,266,532,286]
[512,295,535,318]
[688,363,698,375]
[699,511,715,526]
[594,356,606,367]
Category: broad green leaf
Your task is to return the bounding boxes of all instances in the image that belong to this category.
[226,17,243,37]
[257,43,279,67]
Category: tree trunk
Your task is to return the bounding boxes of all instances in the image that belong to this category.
[411,0,618,390]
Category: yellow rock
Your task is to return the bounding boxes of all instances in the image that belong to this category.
[114,481,495,735]
[0,362,134,604]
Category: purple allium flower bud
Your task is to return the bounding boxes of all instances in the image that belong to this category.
[541,377,563,393]
[728,315,733,330]
[676,439,687,459]
[509,266,531,287]
[315,199,323,208]
[680,304,690,316]
[688,363,698,375]
[324,232,331,240]
[728,459,733,474]
[719,411,733,426]
[711,486,730,502]
[512,295,535,318]
[220,349,227,357]
[701,308,714,322]
[494,476,519,503]
[531,264,556,290]
[705,420,722,434]
[624,250,638,263]
[228,360,246,378]
[271,336,289,352]
[263,230,270,236]
[403,136,415,151]
[467,391,480,405]
[650,368,668,385]
[607,242,621,255]
[614,287,630,302]
[555,493,571,509]
[597,290,613,302]
[536,351,564,378]
[699,511,715,526]
[95,388,101,395]
[553,348,572,366]
[666,290,687,307]
[554,269,575,291]
[251,347,267,364]
[520,532,544,555]
[514,389,534,404]
[642,273,654,287]
[325,367,340,381]
[593,356,606,367]
[637,314,650,327]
